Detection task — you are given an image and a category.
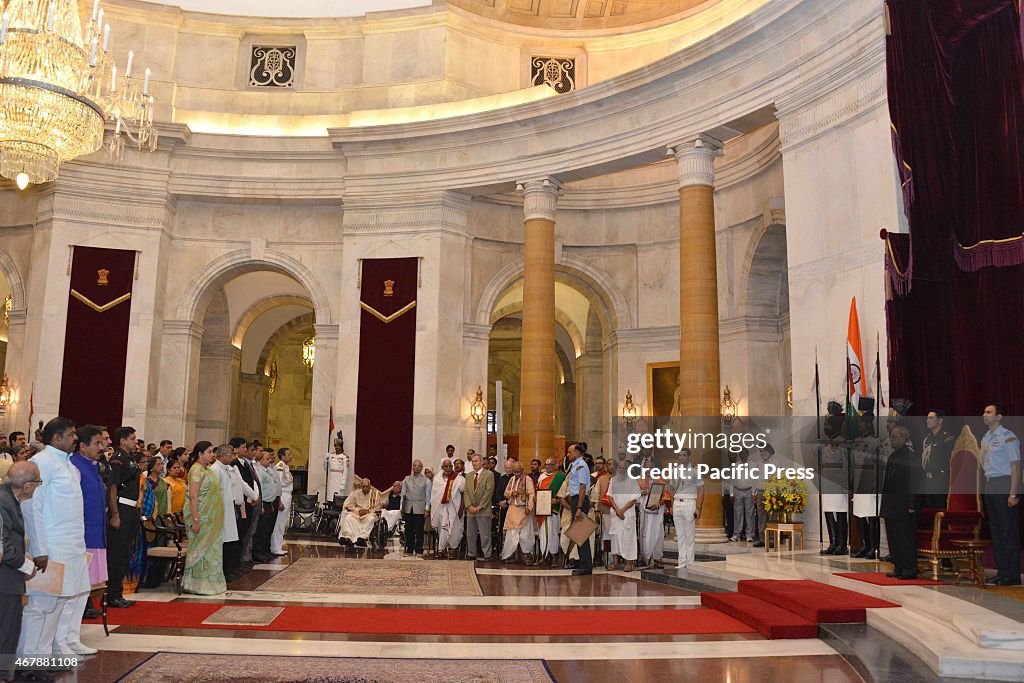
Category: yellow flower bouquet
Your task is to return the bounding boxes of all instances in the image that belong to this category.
[762,477,809,519]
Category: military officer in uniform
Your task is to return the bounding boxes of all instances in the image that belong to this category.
[819,407,850,555]
[920,410,954,509]
[980,403,1021,586]
[106,426,141,608]
[851,413,881,559]
[324,436,351,501]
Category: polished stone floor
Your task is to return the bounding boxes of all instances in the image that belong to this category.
[49,535,984,682]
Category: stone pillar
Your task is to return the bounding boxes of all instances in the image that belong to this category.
[517,178,560,463]
[672,136,728,544]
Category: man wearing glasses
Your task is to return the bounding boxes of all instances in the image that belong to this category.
[1,461,42,681]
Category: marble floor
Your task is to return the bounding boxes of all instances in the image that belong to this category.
[49,536,1010,682]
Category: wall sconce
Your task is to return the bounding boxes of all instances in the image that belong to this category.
[786,383,793,410]
[302,336,315,369]
[622,389,638,431]
[470,386,486,426]
[3,295,10,327]
[268,359,279,395]
[0,375,10,407]
[721,385,736,425]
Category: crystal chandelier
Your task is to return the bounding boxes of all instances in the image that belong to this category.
[0,0,156,190]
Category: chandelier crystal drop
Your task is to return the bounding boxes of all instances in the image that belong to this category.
[0,0,157,189]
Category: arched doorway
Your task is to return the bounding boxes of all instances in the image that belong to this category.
[742,223,791,417]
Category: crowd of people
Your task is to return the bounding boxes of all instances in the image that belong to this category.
[334,441,707,577]
[0,417,295,682]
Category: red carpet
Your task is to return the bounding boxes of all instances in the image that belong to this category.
[86,601,756,636]
[836,572,946,586]
[737,579,899,623]
[700,592,818,639]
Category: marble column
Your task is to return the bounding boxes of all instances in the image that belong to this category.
[517,178,560,463]
[673,136,728,544]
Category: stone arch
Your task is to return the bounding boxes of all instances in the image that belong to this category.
[232,295,315,348]
[490,302,585,358]
[0,247,28,311]
[176,249,332,325]
[740,220,789,320]
[475,253,632,333]
[257,312,317,374]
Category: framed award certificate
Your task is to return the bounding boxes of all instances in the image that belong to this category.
[535,490,552,516]
[645,482,666,510]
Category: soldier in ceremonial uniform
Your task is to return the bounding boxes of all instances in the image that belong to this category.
[106,426,141,608]
[851,413,881,559]
[920,410,954,509]
[324,436,351,501]
[819,404,850,555]
[981,403,1021,586]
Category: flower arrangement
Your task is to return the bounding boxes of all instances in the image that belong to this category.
[762,477,809,518]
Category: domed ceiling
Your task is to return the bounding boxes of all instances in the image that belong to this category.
[447,0,714,30]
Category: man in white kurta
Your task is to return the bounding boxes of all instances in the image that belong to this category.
[638,454,668,567]
[534,460,562,563]
[339,479,380,546]
[212,448,240,545]
[271,448,294,556]
[324,439,350,501]
[430,460,465,554]
[606,467,640,565]
[19,419,95,657]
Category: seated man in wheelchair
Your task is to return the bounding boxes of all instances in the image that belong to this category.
[380,481,403,535]
[338,477,381,547]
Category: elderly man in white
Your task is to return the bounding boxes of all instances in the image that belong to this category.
[339,478,381,547]
[429,459,465,556]
[19,417,97,658]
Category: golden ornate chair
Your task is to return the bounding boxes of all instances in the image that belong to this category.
[917,426,983,580]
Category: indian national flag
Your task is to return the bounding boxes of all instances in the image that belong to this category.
[846,297,869,404]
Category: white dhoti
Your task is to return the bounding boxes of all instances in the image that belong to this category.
[535,512,560,557]
[339,511,376,543]
[501,522,535,559]
[607,495,638,561]
[432,504,463,552]
[672,498,697,568]
[271,488,292,555]
[639,508,665,562]
[381,509,402,532]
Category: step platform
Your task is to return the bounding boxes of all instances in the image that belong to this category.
[737,579,899,623]
[701,592,818,639]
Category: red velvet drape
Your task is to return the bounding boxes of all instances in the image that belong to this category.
[58,246,136,429]
[885,0,1024,415]
[354,258,418,488]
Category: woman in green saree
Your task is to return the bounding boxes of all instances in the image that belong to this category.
[183,441,226,595]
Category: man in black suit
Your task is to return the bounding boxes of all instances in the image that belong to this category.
[230,437,261,571]
[1,462,42,682]
[920,410,954,509]
[881,426,923,579]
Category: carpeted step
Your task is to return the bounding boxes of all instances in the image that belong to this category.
[737,579,899,623]
[701,592,818,639]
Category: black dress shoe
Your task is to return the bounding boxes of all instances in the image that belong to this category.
[834,546,849,556]
[571,569,593,576]
[897,574,919,580]
[107,598,135,608]
[851,547,869,559]
[83,605,103,619]
[879,555,892,562]
[819,546,837,556]
[885,572,899,578]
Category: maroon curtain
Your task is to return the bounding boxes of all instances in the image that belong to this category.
[58,246,136,429]
[885,1,1024,415]
[354,258,418,488]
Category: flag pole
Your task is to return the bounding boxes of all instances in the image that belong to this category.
[815,347,823,550]
[874,333,882,557]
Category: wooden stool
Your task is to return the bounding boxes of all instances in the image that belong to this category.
[951,538,991,588]
[765,522,805,552]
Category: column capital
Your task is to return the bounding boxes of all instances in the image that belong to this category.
[517,177,562,222]
[668,135,723,188]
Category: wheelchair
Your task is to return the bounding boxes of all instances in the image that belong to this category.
[289,493,320,533]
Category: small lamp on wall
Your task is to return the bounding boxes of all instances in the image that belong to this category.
[622,389,638,432]
[470,386,487,426]
[0,376,9,408]
[302,335,315,369]
[721,385,737,425]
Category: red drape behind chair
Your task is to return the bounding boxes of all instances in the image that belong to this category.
[354,258,418,488]
[884,0,1024,416]
[58,246,136,429]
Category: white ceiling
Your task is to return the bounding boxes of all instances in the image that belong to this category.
[150,0,432,18]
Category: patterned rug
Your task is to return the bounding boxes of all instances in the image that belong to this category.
[119,654,554,682]
[201,606,284,626]
[256,558,483,596]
